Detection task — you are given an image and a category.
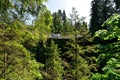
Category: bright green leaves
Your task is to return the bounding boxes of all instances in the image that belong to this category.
[95,14,120,40]
[91,14,120,80]
[95,29,108,40]
[102,14,120,27]
[91,58,120,80]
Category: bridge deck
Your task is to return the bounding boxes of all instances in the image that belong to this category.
[48,34,82,39]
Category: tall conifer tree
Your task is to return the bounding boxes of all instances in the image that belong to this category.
[90,0,115,35]
[45,40,64,80]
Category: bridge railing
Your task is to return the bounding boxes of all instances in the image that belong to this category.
[48,33,82,39]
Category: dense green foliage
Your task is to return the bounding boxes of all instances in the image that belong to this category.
[0,0,52,80]
[51,10,74,35]
[51,8,87,36]
[63,40,91,80]
[45,40,64,80]
[1,0,120,80]
[91,13,120,80]
[90,1,120,79]
[0,21,43,80]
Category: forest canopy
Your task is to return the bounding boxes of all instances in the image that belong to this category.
[0,0,120,80]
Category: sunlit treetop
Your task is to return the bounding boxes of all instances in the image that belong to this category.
[95,13,120,40]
